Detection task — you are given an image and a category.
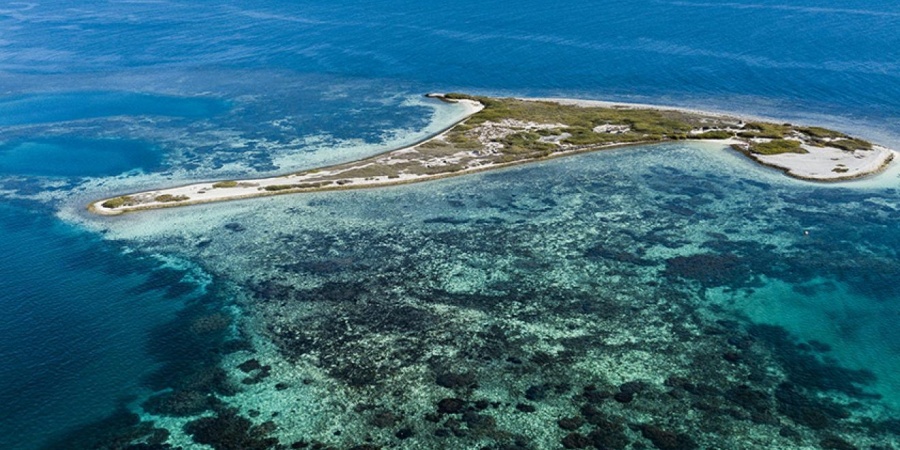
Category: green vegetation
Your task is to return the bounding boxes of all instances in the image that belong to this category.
[444,132,481,149]
[297,182,331,189]
[101,196,136,209]
[830,138,872,151]
[443,94,696,147]
[336,163,411,179]
[418,139,449,148]
[693,130,733,140]
[561,127,608,146]
[442,93,480,101]
[738,122,791,139]
[263,184,297,192]
[798,126,847,139]
[410,163,465,175]
[498,131,556,154]
[155,194,189,203]
[535,128,563,136]
[795,127,872,151]
[438,95,869,165]
[560,127,649,146]
[414,141,466,157]
[212,180,238,188]
[748,139,806,155]
[263,182,331,192]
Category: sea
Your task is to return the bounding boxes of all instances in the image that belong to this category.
[1,1,899,449]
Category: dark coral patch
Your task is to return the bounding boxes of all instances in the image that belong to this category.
[639,424,697,450]
[183,407,279,450]
[664,253,750,287]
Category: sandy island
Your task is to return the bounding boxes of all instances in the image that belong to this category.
[90,94,896,215]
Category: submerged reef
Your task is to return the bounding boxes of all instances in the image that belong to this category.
[67,135,900,448]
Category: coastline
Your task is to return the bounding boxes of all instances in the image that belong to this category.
[89,94,897,216]
[533,96,899,182]
[87,97,485,216]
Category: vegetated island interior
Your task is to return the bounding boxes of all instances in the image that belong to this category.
[91,94,896,215]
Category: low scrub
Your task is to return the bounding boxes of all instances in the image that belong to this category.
[499,131,556,154]
[155,194,189,203]
[418,140,450,149]
[798,126,847,139]
[739,122,790,139]
[829,138,872,151]
[749,139,806,155]
[101,196,136,209]
[409,163,465,175]
[263,184,297,192]
[561,127,646,146]
[337,164,402,179]
[693,130,733,140]
[445,132,482,149]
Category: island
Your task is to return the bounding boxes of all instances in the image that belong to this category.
[90,94,896,215]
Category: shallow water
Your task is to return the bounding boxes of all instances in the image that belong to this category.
[88,143,900,448]
[1,0,899,448]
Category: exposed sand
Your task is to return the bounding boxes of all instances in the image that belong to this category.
[752,144,895,181]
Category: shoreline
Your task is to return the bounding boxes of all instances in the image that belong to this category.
[89,94,897,216]
[87,136,664,216]
[87,97,486,216]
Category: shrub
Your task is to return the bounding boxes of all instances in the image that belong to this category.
[561,127,607,145]
[798,126,847,139]
[536,128,562,136]
[829,138,872,151]
[337,164,402,179]
[263,184,297,191]
[418,140,450,149]
[296,182,330,189]
[443,93,481,101]
[749,139,806,155]
[694,130,733,139]
[445,132,481,149]
[212,181,238,188]
[411,163,465,175]
[155,194,189,203]
[499,131,555,154]
[739,122,790,139]
[101,196,136,209]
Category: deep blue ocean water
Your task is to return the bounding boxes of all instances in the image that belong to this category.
[0,1,898,448]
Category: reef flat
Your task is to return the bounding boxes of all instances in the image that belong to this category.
[74,145,900,450]
[90,94,895,215]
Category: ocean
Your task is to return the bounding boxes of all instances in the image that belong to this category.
[0,1,898,448]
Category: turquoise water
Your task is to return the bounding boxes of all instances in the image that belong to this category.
[0,0,899,449]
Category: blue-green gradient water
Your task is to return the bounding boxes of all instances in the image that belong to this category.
[0,1,898,449]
